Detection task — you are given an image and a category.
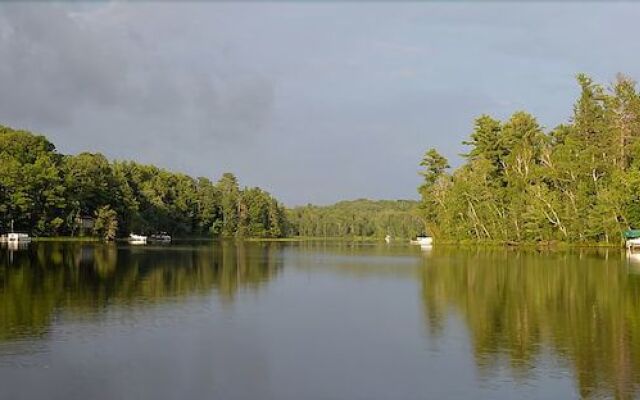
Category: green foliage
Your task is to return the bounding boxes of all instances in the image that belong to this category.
[0,126,65,234]
[0,125,287,238]
[218,172,240,237]
[93,205,118,241]
[419,74,640,244]
[287,199,424,239]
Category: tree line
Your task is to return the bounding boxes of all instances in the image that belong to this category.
[287,199,424,239]
[0,125,287,239]
[419,74,640,244]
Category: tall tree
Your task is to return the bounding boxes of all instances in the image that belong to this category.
[418,74,640,244]
[217,173,240,237]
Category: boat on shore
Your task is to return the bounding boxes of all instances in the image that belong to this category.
[410,236,433,246]
[128,233,147,244]
[1,221,31,244]
[628,238,640,249]
[149,233,171,243]
[0,233,31,243]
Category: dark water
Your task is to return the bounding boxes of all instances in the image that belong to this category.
[1,241,640,400]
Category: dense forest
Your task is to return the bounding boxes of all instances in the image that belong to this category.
[419,74,640,244]
[0,125,287,239]
[287,199,424,239]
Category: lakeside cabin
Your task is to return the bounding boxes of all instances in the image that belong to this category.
[75,215,95,235]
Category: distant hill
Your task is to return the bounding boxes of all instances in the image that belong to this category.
[287,199,425,239]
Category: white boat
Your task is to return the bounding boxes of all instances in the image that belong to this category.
[0,233,31,243]
[1,220,31,243]
[7,233,31,242]
[410,236,433,246]
[627,237,640,249]
[129,233,147,244]
[149,233,171,243]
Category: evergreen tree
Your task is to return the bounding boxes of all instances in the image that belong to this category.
[218,173,240,237]
[418,74,640,245]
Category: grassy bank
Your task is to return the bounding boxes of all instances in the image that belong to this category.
[245,236,398,242]
[33,236,101,242]
[432,238,626,249]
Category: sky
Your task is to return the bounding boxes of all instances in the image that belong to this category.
[1,2,640,206]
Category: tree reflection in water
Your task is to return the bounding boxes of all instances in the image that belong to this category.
[420,247,640,399]
[0,241,282,343]
[5,241,640,398]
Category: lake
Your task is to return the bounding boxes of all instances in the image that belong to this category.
[1,241,639,399]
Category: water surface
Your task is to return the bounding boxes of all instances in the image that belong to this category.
[1,241,639,399]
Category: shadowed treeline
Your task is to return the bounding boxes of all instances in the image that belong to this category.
[420,247,640,399]
[0,241,283,343]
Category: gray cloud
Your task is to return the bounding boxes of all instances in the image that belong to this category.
[0,3,273,140]
[1,2,640,205]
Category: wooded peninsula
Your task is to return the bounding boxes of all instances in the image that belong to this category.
[419,74,640,245]
[0,125,287,239]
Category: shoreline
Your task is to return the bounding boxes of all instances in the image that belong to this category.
[21,236,630,249]
[431,239,626,249]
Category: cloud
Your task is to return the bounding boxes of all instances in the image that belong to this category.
[0,3,274,141]
[1,2,640,205]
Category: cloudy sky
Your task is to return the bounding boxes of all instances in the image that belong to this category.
[1,2,639,205]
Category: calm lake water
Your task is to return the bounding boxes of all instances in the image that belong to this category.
[1,241,640,399]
